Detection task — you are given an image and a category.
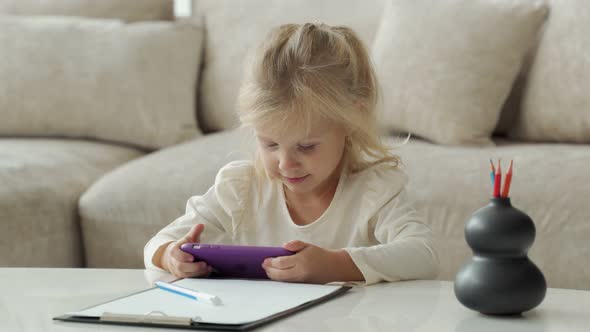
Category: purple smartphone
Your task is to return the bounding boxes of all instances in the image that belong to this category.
[180,243,295,279]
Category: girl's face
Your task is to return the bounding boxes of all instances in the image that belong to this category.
[255,118,347,196]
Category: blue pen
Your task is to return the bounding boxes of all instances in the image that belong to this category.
[489,159,496,185]
[155,281,222,305]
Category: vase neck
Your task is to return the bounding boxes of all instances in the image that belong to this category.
[490,197,511,206]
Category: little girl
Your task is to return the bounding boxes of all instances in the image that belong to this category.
[144,23,438,285]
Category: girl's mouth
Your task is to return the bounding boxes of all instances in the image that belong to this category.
[285,175,309,184]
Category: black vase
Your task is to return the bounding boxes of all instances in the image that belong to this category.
[454,197,546,315]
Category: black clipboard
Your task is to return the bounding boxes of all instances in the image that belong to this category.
[53,283,350,331]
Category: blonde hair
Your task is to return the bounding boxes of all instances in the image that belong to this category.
[237,23,400,175]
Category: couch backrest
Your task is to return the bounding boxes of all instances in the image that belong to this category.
[507,0,590,143]
[494,43,538,136]
[0,0,174,22]
[495,0,590,143]
[192,0,386,133]
[0,0,203,150]
[194,0,590,145]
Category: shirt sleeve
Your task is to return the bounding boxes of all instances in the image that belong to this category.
[345,189,440,285]
[143,161,252,271]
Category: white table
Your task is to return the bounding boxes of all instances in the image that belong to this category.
[1,268,589,331]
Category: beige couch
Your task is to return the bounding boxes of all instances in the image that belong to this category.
[1,0,588,291]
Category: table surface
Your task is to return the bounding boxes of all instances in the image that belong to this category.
[1,268,589,332]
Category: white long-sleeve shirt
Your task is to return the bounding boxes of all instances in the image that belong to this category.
[144,160,439,285]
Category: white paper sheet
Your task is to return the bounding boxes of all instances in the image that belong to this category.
[69,278,343,325]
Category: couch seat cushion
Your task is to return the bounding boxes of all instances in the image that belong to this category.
[0,139,143,267]
[393,138,590,290]
[80,128,590,290]
[79,128,254,268]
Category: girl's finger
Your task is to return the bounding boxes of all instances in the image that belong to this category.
[171,246,195,262]
[182,224,204,244]
[178,261,206,274]
[265,255,296,269]
[264,265,298,282]
[283,240,309,252]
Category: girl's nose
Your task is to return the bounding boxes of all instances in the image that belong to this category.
[278,151,300,171]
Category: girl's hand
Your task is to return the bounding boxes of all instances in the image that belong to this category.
[262,240,364,284]
[161,224,213,278]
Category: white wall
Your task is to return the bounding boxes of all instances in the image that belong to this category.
[174,0,192,17]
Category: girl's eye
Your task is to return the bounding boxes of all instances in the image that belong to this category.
[264,143,278,149]
[298,144,316,151]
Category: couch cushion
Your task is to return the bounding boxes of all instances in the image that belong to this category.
[392,138,590,290]
[0,16,203,150]
[79,130,590,290]
[0,0,173,21]
[372,0,548,145]
[192,0,386,132]
[79,128,254,268]
[0,139,143,267]
[510,0,590,143]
